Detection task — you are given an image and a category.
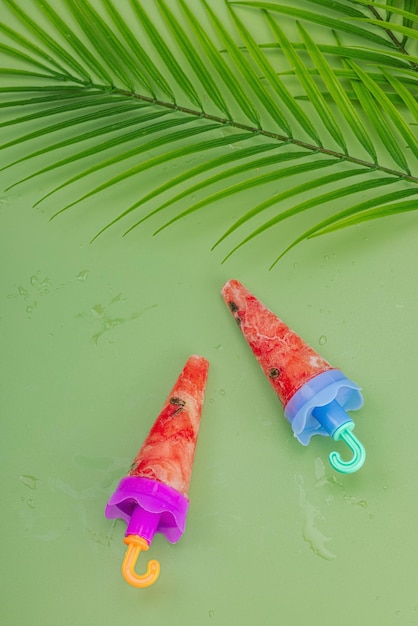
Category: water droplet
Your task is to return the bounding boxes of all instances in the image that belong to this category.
[92,304,104,317]
[19,474,39,490]
[30,275,38,286]
[383,484,388,490]
[18,286,29,300]
[369,514,374,520]
[41,277,51,287]
[219,389,226,396]
[111,292,123,304]
[105,318,122,330]
[344,495,356,505]
[356,500,368,509]
[209,398,214,404]
[319,335,327,346]
[314,457,326,483]
[209,610,214,618]
[395,610,401,616]
[323,255,329,262]
[75,270,89,282]
[214,344,223,351]
[293,262,299,268]
[26,305,33,313]
[297,475,336,560]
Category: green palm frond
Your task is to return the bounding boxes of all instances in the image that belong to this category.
[1,0,417,265]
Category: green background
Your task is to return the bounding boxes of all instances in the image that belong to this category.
[2,176,418,626]
[1,2,418,625]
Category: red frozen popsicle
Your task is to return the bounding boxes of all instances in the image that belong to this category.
[222,279,365,473]
[222,279,334,406]
[105,355,209,587]
[128,354,209,496]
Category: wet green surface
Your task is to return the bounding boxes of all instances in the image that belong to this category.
[2,181,418,625]
[1,1,418,625]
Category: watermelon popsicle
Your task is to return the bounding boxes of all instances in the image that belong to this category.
[105,355,209,588]
[222,279,365,473]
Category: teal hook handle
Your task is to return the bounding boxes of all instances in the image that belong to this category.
[329,423,366,474]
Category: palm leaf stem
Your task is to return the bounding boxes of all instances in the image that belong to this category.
[105,87,418,184]
[3,71,416,185]
[365,2,418,66]
[4,80,418,189]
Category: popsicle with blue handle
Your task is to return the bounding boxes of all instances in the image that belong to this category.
[105,355,209,587]
[222,279,365,473]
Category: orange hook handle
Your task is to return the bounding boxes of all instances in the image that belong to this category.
[122,535,160,588]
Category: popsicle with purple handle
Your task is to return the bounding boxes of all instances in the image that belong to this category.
[222,279,365,473]
[105,355,209,587]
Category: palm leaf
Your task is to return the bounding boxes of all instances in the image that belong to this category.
[273,187,418,267]
[153,153,335,235]
[34,118,213,206]
[263,11,347,151]
[230,2,394,47]
[0,21,77,77]
[296,22,377,161]
[3,0,91,82]
[102,0,174,100]
[311,198,418,235]
[214,168,374,252]
[92,138,276,241]
[262,42,415,70]
[226,4,320,142]
[130,0,202,107]
[349,60,418,161]
[221,175,401,266]
[1,0,417,265]
[382,70,418,125]
[2,107,168,176]
[348,74,411,172]
[156,0,231,116]
[34,0,116,85]
[178,0,260,124]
